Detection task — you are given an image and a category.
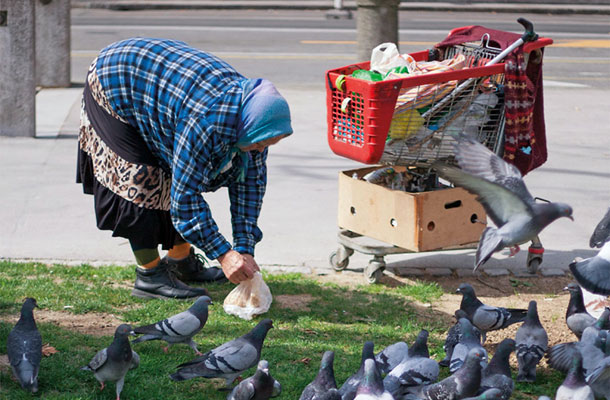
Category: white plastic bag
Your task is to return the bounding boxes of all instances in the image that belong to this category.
[223,272,272,320]
[370,42,408,75]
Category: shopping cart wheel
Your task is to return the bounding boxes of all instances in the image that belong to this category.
[526,239,544,274]
[329,246,353,271]
[365,256,385,284]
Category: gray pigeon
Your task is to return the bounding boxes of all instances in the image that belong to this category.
[353,359,394,400]
[586,355,610,400]
[339,341,376,400]
[375,341,409,376]
[564,283,597,339]
[590,207,610,248]
[480,338,515,400]
[227,360,281,400]
[170,319,273,388]
[440,310,481,368]
[450,317,488,374]
[81,324,140,400]
[433,136,573,271]
[462,388,503,400]
[555,352,594,400]
[570,241,610,295]
[383,330,439,398]
[299,351,340,400]
[515,300,548,382]
[132,295,212,355]
[407,348,486,400]
[457,283,526,343]
[6,298,42,393]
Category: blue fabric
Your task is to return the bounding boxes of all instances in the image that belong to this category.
[94,38,274,259]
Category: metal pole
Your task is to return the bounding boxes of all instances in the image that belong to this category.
[356,0,400,62]
[0,0,36,137]
[35,0,71,88]
[326,0,352,20]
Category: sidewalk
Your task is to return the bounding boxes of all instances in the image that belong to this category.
[71,0,610,14]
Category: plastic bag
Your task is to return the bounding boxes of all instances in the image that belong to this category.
[223,272,272,320]
[369,42,408,75]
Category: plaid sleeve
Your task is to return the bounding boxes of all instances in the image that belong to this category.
[228,149,267,255]
[170,117,232,260]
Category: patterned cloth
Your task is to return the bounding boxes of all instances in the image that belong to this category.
[90,37,280,259]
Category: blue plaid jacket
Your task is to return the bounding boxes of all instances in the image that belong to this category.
[95,38,266,260]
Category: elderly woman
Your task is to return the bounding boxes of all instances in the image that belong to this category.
[77,38,292,299]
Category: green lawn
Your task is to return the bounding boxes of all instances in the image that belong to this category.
[0,261,563,399]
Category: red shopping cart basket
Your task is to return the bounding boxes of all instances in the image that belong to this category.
[326,30,552,165]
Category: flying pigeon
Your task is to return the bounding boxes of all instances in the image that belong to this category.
[353,359,394,400]
[170,319,273,388]
[555,352,594,400]
[564,283,597,339]
[132,295,212,355]
[440,310,481,368]
[433,136,573,271]
[407,348,486,400]
[590,207,610,248]
[570,242,610,296]
[586,355,610,400]
[81,324,140,400]
[339,341,375,400]
[227,360,281,400]
[383,331,439,398]
[462,388,503,400]
[375,341,409,376]
[449,317,488,374]
[480,338,515,400]
[456,283,526,343]
[515,300,548,382]
[6,298,42,393]
[299,351,340,400]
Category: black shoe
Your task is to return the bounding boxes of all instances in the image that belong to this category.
[164,248,228,284]
[131,260,210,299]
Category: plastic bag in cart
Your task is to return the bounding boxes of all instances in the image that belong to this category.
[370,42,409,75]
[223,272,272,320]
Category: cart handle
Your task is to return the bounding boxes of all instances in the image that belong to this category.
[517,17,539,43]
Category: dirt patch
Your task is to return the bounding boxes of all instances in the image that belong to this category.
[0,310,123,337]
[275,294,313,311]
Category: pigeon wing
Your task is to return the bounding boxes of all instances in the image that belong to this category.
[570,244,610,295]
[228,378,256,400]
[434,163,534,227]
[87,348,109,372]
[590,208,610,248]
[136,310,201,337]
[7,328,42,368]
[205,340,258,373]
[130,351,140,370]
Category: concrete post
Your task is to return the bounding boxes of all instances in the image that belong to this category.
[0,0,36,137]
[356,0,400,62]
[36,0,71,87]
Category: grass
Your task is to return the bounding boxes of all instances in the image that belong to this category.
[0,261,564,399]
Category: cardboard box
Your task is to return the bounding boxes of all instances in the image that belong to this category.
[337,166,487,252]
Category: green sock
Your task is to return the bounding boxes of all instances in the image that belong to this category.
[133,248,160,267]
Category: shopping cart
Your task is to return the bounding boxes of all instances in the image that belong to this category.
[326,19,552,283]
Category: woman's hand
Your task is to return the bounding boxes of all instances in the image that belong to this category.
[218,250,260,284]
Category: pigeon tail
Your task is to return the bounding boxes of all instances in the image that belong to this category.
[475,227,504,271]
[569,242,610,296]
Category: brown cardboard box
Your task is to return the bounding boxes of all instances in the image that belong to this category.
[337,166,487,252]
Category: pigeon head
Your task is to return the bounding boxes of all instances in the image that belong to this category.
[191,296,213,311]
[526,300,542,325]
[564,282,582,294]
[115,324,136,338]
[485,338,515,377]
[249,318,273,341]
[538,202,573,223]
[456,283,476,298]
[464,348,486,367]
[361,341,375,363]
[594,307,610,330]
[321,350,335,369]
[257,359,269,373]
[454,309,470,322]
[21,298,38,312]
[458,317,476,337]
[408,329,429,358]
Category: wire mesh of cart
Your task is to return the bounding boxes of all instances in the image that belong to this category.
[325,20,553,283]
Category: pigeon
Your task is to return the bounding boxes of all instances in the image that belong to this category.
[440,309,481,368]
[570,241,610,296]
[586,355,610,400]
[515,300,548,382]
[480,338,515,400]
[449,317,488,373]
[564,283,597,339]
[383,331,439,398]
[339,341,375,400]
[170,318,273,388]
[537,397,552,400]
[407,348,486,400]
[132,295,212,355]
[590,207,610,248]
[227,360,281,400]
[555,352,594,400]
[299,351,340,400]
[456,283,526,343]
[462,388,503,400]
[433,136,573,271]
[353,359,394,400]
[81,324,140,400]
[6,298,42,393]
[375,341,409,376]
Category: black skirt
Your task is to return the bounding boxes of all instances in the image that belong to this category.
[76,60,179,250]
